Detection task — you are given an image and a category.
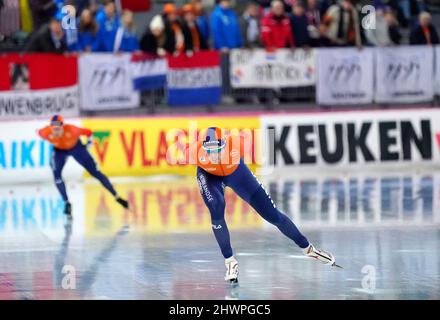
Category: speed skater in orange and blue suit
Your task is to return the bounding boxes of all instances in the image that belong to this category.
[37,115,129,217]
[186,127,340,283]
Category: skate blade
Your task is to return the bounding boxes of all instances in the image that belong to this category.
[332,263,343,269]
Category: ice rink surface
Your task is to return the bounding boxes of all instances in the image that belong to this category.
[0,168,439,300]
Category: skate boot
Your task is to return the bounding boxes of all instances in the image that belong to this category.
[64,202,72,218]
[225,256,239,283]
[303,244,337,266]
[115,196,129,210]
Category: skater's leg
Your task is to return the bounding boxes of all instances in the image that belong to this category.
[226,159,309,249]
[248,186,309,248]
[197,167,233,259]
[50,149,69,202]
[71,143,117,196]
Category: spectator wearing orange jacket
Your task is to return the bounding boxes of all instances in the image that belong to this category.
[261,0,295,49]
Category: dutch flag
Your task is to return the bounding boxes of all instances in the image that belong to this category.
[166,51,222,106]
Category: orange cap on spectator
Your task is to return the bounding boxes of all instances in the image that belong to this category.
[163,3,177,14]
[182,4,195,14]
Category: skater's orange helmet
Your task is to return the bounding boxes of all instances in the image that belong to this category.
[194,127,244,176]
[50,114,64,126]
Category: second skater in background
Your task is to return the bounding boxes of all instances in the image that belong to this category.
[38,115,129,217]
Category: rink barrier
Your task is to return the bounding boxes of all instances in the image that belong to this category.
[1,108,440,184]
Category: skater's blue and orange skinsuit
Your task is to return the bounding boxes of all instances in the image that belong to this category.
[187,127,310,259]
[38,122,117,202]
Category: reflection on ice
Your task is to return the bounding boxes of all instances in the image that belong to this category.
[266,173,438,228]
[0,170,439,299]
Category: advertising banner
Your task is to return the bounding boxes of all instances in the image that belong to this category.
[230,48,316,88]
[82,116,261,177]
[0,54,79,119]
[317,48,374,105]
[0,119,84,184]
[375,46,434,103]
[260,109,440,170]
[78,53,140,110]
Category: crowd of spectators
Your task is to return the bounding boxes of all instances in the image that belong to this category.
[0,0,439,54]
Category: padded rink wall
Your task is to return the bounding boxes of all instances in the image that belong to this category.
[0,108,439,184]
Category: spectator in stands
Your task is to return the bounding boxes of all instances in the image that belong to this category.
[141,4,186,56]
[210,0,243,52]
[192,0,210,45]
[0,0,20,38]
[28,0,57,30]
[319,0,337,15]
[240,1,262,48]
[321,0,362,47]
[253,0,272,12]
[396,0,427,27]
[0,0,4,43]
[77,8,99,51]
[283,0,299,13]
[74,0,91,14]
[88,0,100,16]
[57,1,81,52]
[162,3,187,55]
[365,7,401,46]
[261,0,295,49]
[290,2,310,47]
[182,4,208,53]
[113,10,139,52]
[94,0,120,51]
[25,17,66,53]
[140,14,167,56]
[385,8,402,44]
[410,11,439,45]
[53,0,64,18]
[305,0,323,46]
[365,7,391,46]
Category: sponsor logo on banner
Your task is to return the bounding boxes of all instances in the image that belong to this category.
[79,53,140,110]
[261,110,440,169]
[0,120,84,184]
[82,117,260,177]
[0,54,79,119]
[230,49,315,88]
[317,48,374,105]
[374,46,434,103]
[167,51,222,106]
